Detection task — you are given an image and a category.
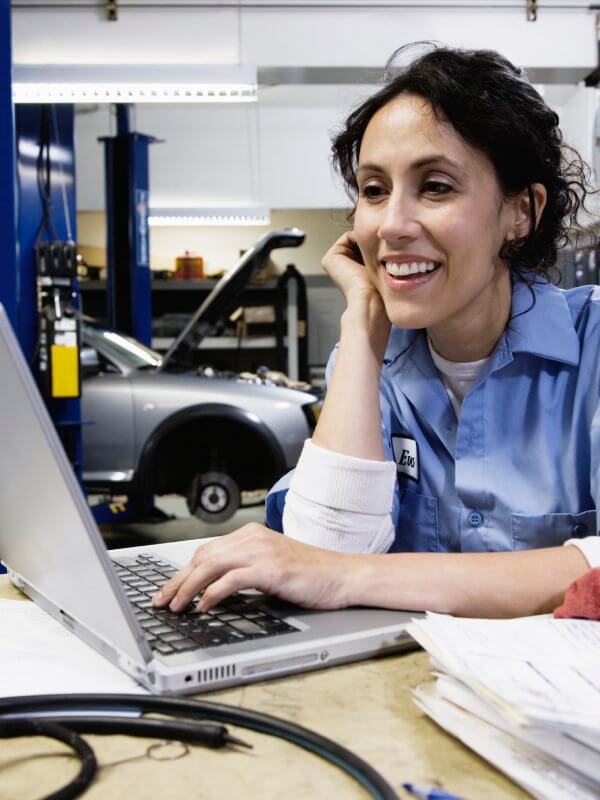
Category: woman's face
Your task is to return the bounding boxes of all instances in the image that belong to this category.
[353,92,522,333]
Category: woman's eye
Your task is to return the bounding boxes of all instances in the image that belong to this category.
[422,180,453,196]
[359,184,385,199]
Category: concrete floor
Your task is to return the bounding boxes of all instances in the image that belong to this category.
[99,495,266,551]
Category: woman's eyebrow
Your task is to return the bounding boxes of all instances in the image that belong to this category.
[410,154,463,172]
[356,154,463,175]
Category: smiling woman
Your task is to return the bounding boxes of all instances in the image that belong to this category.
[153,43,600,621]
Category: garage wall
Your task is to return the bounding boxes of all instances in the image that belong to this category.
[73,81,599,215]
[14,2,600,262]
[73,86,366,211]
[12,2,600,214]
[11,2,597,69]
[77,207,348,275]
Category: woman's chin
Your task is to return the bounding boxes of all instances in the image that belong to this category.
[383,299,437,331]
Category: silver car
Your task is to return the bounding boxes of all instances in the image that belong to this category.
[81,229,320,523]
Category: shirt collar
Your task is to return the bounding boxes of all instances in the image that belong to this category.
[383,277,580,369]
[505,278,580,366]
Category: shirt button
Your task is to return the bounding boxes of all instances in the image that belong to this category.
[468,511,484,528]
[571,523,588,536]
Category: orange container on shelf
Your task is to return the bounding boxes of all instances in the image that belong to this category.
[174,250,204,280]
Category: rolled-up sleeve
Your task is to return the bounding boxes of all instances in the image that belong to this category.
[579,385,600,567]
[564,536,600,568]
[282,439,396,553]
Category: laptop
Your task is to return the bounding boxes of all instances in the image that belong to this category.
[0,305,417,695]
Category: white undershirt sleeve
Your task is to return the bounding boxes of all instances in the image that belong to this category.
[282,439,396,553]
[563,536,600,568]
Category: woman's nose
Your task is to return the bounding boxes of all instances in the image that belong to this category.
[377,195,421,242]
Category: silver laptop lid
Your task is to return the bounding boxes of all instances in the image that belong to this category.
[0,305,148,665]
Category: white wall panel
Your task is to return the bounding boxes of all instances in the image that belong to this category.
[242,7,596,69]
[139,105,259,207]
[74,105,110,211]
[12,7,240,64]
[74,84,599,212]
[259,105,347,208]
[74,92,364,210]
[557,86,598,167]
[12,4,597,70]
[45,3,595,211]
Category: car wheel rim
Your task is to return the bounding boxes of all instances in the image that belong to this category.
[200,484,229,513]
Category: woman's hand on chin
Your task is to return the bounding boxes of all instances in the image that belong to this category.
[152,523,352,613]
[323,232,380,302]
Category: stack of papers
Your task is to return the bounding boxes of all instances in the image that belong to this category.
[407,613,600,800]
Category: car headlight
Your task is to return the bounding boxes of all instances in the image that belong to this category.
[302,400,322,432]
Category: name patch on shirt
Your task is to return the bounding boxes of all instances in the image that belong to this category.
[392,436,419,482]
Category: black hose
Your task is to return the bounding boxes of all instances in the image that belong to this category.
[0,693,399,800]
[0,717,97,800]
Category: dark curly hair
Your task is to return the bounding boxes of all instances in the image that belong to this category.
[332,42,597,283]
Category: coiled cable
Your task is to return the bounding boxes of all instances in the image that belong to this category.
[0,693,399,800]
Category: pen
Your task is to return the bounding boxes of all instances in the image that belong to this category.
[403,783,466,800]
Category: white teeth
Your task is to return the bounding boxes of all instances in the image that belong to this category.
[386,262,402,276]
[384,260,440,277]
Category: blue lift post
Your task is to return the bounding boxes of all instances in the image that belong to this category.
[1,9,82,567]
[15,104,82,479]
[0,0,18,335]
[101,105,156,346]
[92,106,159,525]
[0,0,16,574]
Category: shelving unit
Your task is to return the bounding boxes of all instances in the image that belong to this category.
[79,266,309,379]
[151,335,290,350]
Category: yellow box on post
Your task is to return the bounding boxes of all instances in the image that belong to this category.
[50,344,79,398]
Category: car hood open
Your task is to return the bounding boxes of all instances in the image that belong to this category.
[158,228,305,373]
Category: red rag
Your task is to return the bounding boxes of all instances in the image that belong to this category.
[553,567,600,620]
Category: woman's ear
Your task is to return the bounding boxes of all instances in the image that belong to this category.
[506,183,548,241]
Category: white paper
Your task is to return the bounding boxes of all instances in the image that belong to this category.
[414,683,600,800]
[422,612,600,663]
[0,600,147,696]
[433,674,600,785]
[407,614,600,732]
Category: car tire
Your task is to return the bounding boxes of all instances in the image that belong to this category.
[187,471,241,524]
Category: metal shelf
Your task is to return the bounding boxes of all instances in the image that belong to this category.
[80,278,278,291]
[152,335,282,350]
[80,265,308,379]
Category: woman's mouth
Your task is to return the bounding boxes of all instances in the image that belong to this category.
[381,260,443,291]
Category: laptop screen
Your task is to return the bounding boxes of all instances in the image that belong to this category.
[0,305,147,666]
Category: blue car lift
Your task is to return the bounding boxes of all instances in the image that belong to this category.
[0,0,16,573]
[15,104,82,473]
[2,15,159,530]
[1,7,83,561]
[91,105,159,524]
[101,105,156,346]
[0,0,17,334]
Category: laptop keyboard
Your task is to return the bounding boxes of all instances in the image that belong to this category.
[111,553,299,655]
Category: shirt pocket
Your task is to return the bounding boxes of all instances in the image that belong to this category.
[393,489,439,552]
[511,509,597,551]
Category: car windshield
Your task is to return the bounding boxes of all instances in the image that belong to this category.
[84,327,162,370]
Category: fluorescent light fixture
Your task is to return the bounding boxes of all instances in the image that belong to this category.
[149,208,271,227]
[13,64,257,104]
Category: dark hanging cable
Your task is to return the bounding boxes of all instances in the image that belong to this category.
[35,105,59,245]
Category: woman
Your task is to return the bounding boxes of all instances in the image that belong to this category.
[154,44,600,619]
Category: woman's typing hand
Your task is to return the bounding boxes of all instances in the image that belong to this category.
[152,524,353,613]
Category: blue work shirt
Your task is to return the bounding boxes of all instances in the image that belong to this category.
[267,278,600,553]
